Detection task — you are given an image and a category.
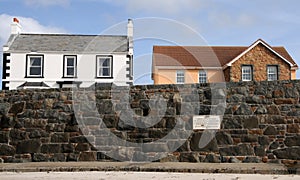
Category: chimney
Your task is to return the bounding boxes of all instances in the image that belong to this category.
[11,17,21,34]
[127,19,133,55]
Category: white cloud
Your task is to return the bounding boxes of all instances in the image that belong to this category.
[0,14,66,45]
[23,0,70,7]
[0,14,66,81]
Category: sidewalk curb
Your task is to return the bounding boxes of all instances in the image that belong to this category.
[0,162,298,174]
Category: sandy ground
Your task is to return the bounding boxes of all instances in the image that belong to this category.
[0,172,299,180]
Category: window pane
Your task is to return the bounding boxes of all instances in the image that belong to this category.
[269,74,276,81]
[199,70,207,83]
[243,74,250,80]
[102,68,110,76]
[100,58,110,67]
[30,58,41,66]
[268,66,276,74]
[98,57,111,77]
[242,66,250,73]
[30,67,41,75]
[268,66,277,81]
[177,77,184,83]
[67,68,74,76]
[67,58,74,66]
[177,71,184,76]
[99,67,110,76]
[242,66,252,81]
[28,56,43,77]
[64,57,76,77]
[176,70,184,83]
[199,70,206,75]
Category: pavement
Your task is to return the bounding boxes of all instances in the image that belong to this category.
[0,162,299,174]
[1,171,299,180]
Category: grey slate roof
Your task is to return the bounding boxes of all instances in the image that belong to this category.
[7,34,128,53]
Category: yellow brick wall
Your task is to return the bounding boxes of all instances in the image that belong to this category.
[153,69,225,84]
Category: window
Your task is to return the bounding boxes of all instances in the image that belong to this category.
[199,70,207,83]
[97,56,112,78]
[64,56,77,77]
[176,70,185,84]
[267,65,278,81]
[26,55,43,77]
[242,65,252,81]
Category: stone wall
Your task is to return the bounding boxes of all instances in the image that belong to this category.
[0,80,299,165]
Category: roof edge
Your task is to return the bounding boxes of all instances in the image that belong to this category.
[225,39,295,68]
[18,33,128,37]
[3,34,18,50]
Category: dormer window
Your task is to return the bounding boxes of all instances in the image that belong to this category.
[63,55,77,78]
[26,55,44,78]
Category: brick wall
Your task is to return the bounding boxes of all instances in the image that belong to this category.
[0,80,299,165]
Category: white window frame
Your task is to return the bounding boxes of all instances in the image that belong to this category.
[242,65,252,81]
[176,70,185,84]
[64,55,77,78]
[267,65,278,81]
[96,56,112,78]
[26,55,43,77]
[199,70,207,83]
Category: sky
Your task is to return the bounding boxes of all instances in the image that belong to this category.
[1,0,300,85]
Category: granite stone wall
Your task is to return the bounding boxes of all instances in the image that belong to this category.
[0,80,299,165]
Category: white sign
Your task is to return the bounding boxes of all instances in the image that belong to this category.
[193,115,221,130]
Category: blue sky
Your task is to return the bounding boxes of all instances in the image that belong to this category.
[1,0,300,84]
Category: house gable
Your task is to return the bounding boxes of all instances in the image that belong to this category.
[226,39,296,68]
[229,42,292,82]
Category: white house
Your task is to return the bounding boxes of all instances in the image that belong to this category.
[2,18,134,90]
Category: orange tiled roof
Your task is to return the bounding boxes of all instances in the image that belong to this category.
[153,44,297,68]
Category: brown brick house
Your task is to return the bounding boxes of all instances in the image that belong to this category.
[152,39,298,84]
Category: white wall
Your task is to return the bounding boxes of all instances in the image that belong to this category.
[7,52,131,89]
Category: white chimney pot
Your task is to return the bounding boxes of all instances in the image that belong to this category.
[11,18,22,34]
[127,19,133,55]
